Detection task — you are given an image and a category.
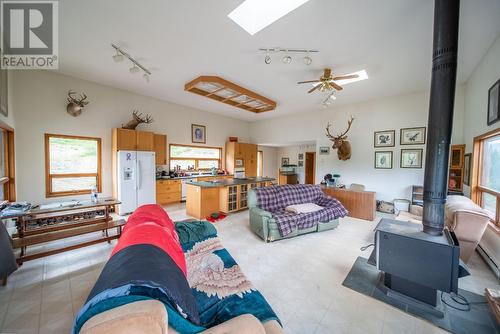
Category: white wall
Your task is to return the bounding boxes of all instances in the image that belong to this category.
[462,34,500,267]
[250,88,465,201]
[257,145,278,179]
[11,70,250,203]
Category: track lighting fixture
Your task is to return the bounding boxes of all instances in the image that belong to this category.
[259,47,318,66]
[111,43,151,82]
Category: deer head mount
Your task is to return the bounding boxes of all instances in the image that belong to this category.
[66,90,89,117]
[325,116,355,161]
[122,110,153,130]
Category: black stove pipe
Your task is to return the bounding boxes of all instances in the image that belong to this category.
[422,0,460,236]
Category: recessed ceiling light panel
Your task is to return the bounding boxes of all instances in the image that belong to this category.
[228,0,311,35]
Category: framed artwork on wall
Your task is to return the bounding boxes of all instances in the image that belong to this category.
[400,127,426,145]
[298,160,304,167]
[487,79,500,126]
[319,147,330,155]
[191,124,206,143]
[281,157,289,166]
[374,151,393,169]
[374,130,395,147]
[401,149,423,168]
[463,153,471,186]
[298,153,304,160]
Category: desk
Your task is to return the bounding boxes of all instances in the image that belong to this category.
[321,186,376,221]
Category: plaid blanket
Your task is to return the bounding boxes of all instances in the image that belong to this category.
[253,185,348,236]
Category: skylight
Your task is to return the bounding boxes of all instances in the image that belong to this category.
[228,0,311,35]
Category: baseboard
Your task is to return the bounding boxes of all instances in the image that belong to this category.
[477,244,500,279]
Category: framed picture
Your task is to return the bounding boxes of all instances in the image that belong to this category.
[401,149,423,168]
[374,151,393,169]
[463,153,471,186]
[319,147,330,155]
[235,159,244,167]
[487,79,500,126]
[298,153,304,160]
[298,160,304,167]
[374,130,395,147]
[281,157,289,166]
[400,127,426,145]
[191,124,206,143]
[0,66,7,117]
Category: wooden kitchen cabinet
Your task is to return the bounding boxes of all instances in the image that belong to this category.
[113,128,155,151]
[225,142,258,177]
[154,134,167,165]
[156,179,181,204]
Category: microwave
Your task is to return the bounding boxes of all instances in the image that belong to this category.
[234,168,246,179]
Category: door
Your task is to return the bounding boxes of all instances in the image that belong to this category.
[137,151,156,206]
[305,152,316,185]
[117,151,137,215]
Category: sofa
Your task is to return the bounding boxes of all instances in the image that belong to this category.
[249,184,348,242]
[396,195,492,263]
[73,204,283,334]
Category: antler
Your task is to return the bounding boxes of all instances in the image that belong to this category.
[132,110,153,124]
[337,116,354,139]
[325,123,336,139]
[67,90,89,105]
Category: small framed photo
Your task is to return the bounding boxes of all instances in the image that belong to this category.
[319,147,330,155]
[400,127,426,145]
[487,79,500,126]
[298,153,304,160]
[401,149,423,168]
[281,157,289,167]
[374,130,395,147]
[463,153,471,186]
[298,160,304,167]
[191,124,206,144]
[374,151,393,169]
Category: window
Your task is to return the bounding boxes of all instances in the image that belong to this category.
[0,125,15,201]
[472,128,500,226]
[45,134,102,197]
[169,144,221,171]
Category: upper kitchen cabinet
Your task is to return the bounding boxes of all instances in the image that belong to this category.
[113,128,156,152]
[225,142,257,177]
[154,134,167,165]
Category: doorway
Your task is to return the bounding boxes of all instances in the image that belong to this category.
[0,122,15,201]
[305,152,315,184]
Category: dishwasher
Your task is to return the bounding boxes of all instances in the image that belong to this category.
[181,178,195,201]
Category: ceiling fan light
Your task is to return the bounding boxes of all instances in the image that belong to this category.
[129,65,140,74]
[303,55,312,65]
[282,55,292,64]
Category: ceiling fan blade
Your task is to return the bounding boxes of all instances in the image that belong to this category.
[332,74,359,81]
[308,84,321,93]
[331,82,343,91]
[323,68,332,78]
[297,80,321,84]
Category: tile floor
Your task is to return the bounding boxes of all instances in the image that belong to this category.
[0,203,498,334]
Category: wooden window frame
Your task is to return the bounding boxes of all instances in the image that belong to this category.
[169,143,222,171]
[0,122,15,201]
[471,127,500,228]
[45,133,102,197]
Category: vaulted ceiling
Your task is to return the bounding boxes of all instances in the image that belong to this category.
[58,0,500,121]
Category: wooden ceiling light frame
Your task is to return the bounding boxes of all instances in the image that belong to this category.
[184,76,276,113]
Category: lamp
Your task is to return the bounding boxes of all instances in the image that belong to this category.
[129,65,140,74]
[112,50,124,62]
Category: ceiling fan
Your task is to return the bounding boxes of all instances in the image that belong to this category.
[298,68,359,93]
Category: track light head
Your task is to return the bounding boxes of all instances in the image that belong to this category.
[143,73,150,82]
[303,55,312,65]
[112,51,124,62]
[282,55,292,64]
[129,65,140,74]
[264,55,271,64]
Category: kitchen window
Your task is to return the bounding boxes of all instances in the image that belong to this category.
[169,144,221,171]
[471,128,500,227]
[45,134,102,197]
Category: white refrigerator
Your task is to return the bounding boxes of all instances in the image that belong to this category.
[116,150,156,215]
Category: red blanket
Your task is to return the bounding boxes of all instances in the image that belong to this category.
[111,204,187,276]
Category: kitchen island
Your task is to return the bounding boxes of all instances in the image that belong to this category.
[186,177,275,219]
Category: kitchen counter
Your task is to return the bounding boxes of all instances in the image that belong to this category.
[187,177,275,188]
[156,174,233,181]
